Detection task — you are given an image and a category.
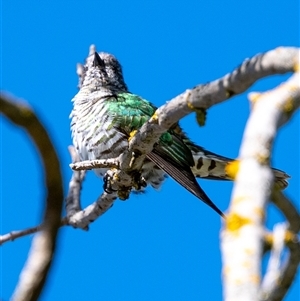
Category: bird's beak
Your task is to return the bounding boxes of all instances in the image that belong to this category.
[93,52,105,68]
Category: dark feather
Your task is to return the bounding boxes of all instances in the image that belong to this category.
[147,149,225,218]
[198,175,232,181]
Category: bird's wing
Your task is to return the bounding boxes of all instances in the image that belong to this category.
[109,93,156,133]
[147,135,225,218]
[109,93,224,216]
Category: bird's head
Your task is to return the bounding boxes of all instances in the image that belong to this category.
[77,45,128,92]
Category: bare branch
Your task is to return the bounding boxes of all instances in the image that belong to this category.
[260,191,300,301]
[65,146,118,230]
[221,71,299,301]
[126,47,299,170]
[0,145,117,241]
[70,157,119,171]
[65,146,87,217]
[67,192,117,230]
[260,223,288,299]
[271,191,300,234]
[0,226,42,245]
[0,219,68,245]
[267,234,300,301]
[0,93,63,301]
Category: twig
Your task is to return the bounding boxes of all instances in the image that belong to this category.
[65,145,118,229]
[0,93,64,301]
[0,145,117,242]
[70,157,119,170]
[0,226,42,245]
[0,219,68,245]
[65,146,86,217]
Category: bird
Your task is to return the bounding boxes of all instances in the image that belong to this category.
[70,46,290,218]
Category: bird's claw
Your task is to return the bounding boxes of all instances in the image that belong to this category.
[103,169,148,200]
[132,173,147,190]
[103,172,117,194]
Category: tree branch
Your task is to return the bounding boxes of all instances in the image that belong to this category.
[67,192,117,230]
[126,47,299,172]
[77,47,299,178]
[0,93,64,301]
[0,226,42,245]
[65,146,118,229]
[260,223,288,299]
[70,157,119,171]
[271,191,300,234]
[221,70,299,301]
[65,146,86,217]
[259,191,300,301]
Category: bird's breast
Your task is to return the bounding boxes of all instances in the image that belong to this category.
[71,96,128,163]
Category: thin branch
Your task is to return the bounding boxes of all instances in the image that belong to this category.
[0,226,42,245]
[267,234,300,301]
[0,219,69,245]
[0,191,116,241]
[260,223,288,300]
[0,145,116,242]
[271,191,300,234]
[0,93,64,301]
[65,146,118,229]
[221,71,300,301]
[260,191,300,301]
[67,192,117,230]
[65,146,86,217]
[70,157,119,171]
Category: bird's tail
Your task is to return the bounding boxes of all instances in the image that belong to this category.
[190,146,290,189]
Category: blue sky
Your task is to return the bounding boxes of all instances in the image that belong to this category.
[1,1,299,300]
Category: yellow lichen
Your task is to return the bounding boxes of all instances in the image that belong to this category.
[225,160,240,180]
[20,106,34,118]
[186,98,207,126]
[253,207,265,219]
[248,92,261,104]
[226,213,252,232]
[232,196,248,205]
[250,275,260,284]
[223,266,230,275]
[128,130,137,141]
[244,248,254,255]
[256,153,270,165]
[283,97,294,113]
[195,108,207,126]
[285,230,297,243]
[150,111,159,122]
[264,232,273,245]
[187,101,195,110]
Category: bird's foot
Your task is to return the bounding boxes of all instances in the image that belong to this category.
[103,170,118,194]
[103,169,147,200]
[132,172,147,191]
